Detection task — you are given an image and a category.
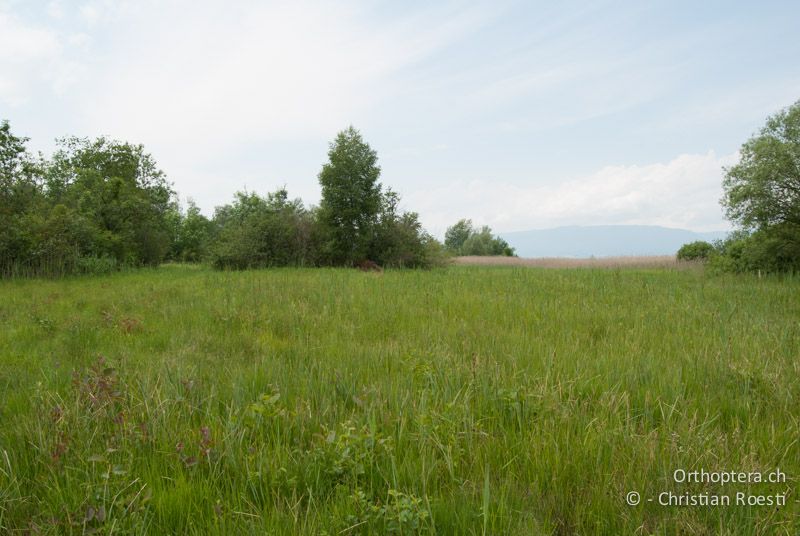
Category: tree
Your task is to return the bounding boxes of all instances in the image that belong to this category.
[444,219,515,256]
[444,219,473,252]
[47,137,177,266]
[0,121,48,275]
[209,188,315,269]
[722,100,800,230]
[317,126,383,265]
[172,200,213,262]
[0,120,31,182]
[718,100,800,272]
[676,240,714,261]
[368,188,444,267]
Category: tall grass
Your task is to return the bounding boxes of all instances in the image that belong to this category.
[0,265,797,533]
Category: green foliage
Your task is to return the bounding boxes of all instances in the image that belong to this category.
[676,240,714,261]
[0,121,47,275]
[444,219,473,252]
[74,254,120,275]
[0,120,36,187]
[314,127,442,268]
[305,421,392,492]
[317,126,383,265]
[368,189,446,268]
[169,200,213,262]
[209,189,316,269]
[1,125,177,276]
[444,219,515,256]
[722,100,800,230]
[708,227,800,273]
[49,137,176,266]
[348,489,430,534]
[717,100,800,272]
[1,121,456,275]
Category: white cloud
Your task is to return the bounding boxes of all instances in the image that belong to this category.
[407,151,738,236]
[0,1,790,235]
[0,7,99,106]
[76,1,491,150]
[46,1,64,19]
[78,4,99,25]
[0,11,62,105]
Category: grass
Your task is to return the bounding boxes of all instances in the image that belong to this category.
[0,264,798,534]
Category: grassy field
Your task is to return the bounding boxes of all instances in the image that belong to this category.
[0,264,798,534]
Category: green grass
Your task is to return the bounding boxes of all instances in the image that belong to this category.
[0,264,798,534]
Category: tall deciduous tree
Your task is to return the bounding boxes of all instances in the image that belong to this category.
[317,126,383,265]
[716,99,800,272]
[722,100,800,230]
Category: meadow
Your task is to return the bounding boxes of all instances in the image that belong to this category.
[0,264,797,534]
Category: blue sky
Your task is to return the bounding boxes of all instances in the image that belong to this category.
[1,0,798,236]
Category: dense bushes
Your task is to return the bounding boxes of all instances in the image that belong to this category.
[209,190,316,269]
[207,187,444,270]
[168,200,214,263]
[444,219,515,256]
[206,127,444,270]
[677,227,800,273]
[705,228,800,273]
[1,124,180,276]
[366,190,445,268]
[1,121,444,276]
[676,240,714,261]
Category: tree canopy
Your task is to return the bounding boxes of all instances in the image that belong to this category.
[1,125,183,276]
[315,126,440,268]
[317,126,383,265]
[444,219,515,257]
[714,100,800,272]
[722,100,800,230]
[1,122,444,276]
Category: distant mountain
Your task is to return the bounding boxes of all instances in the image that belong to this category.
[500,225,729,258]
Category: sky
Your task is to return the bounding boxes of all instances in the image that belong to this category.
[1,0,799,237]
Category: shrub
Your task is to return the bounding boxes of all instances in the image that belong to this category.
[444,219,514,256]
[209,189,316,269]
[367,190,446,268]
[75,255,119,275]
[708,227,800,274]
[676,240,715,261]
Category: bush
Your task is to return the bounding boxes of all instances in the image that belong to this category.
[708,227,800,274]
[367,190,445,268]
[1,125,178,277]
[209,189,316,269]
[170,201,213,262]
[444,219,515,256]
[676,240,715,261]
[75,255,119,275]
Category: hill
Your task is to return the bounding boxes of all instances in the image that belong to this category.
[500,225,729,258]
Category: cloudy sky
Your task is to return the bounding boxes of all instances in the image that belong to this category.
[2,0,799,236]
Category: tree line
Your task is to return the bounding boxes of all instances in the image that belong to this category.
[0,124,512,277]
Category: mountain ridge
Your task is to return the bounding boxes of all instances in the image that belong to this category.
[500,225,729,258]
